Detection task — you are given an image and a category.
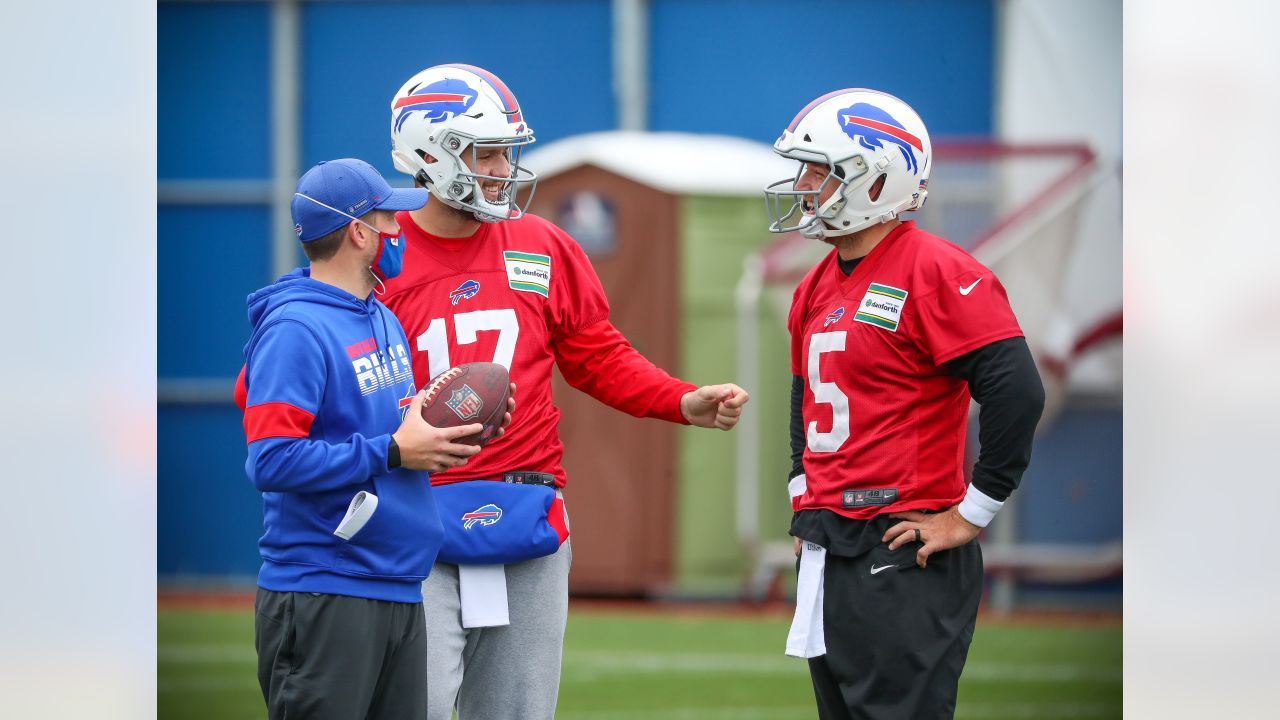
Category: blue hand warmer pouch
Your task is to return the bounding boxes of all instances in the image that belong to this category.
[433,480,569,565]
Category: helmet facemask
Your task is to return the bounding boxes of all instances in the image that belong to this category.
[765,149,868,239]
[407,129,538,224]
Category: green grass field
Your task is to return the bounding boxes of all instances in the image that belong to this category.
[159,604,1120,719]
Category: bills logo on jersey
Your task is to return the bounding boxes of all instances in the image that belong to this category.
[393,78,479,132]
[824,306,846,327]
[837,102,924,175]
[446,384,484,420]
[449,279,481,305]
[462,503,503,530]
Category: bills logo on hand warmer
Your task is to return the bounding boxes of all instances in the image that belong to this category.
[462,504,503,530]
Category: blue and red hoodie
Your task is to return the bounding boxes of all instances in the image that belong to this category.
[240,268,443,603]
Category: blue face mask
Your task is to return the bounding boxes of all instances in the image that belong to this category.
[292,192,407,285]
[366,224,405,282]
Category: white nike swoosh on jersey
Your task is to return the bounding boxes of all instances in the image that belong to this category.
[959,277,983,295]
[869,564,898,575]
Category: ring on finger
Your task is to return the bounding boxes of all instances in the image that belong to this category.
[914,528,922,543]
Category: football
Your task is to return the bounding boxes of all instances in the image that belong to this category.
[420,362,510,447]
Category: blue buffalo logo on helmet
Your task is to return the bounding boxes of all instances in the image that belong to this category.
[462,503,503,530]
[824,306,846,328]
[393,78,479,133]
[449,279,481,306]
[837,102,924,175]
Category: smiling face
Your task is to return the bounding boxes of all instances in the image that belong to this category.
[463,145,514,203]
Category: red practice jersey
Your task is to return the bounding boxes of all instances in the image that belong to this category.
[789,221,1023,519]
[382,211,694,488]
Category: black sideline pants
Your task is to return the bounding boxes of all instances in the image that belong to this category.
[808,536,983,720]
[254,588,427,720]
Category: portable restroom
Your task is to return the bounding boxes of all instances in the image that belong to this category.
[523,131,795,595]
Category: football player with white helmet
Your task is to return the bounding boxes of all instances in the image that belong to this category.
[383,64,750,720]
[768,89,1045,719]
[391,64,538,224]
[765,88,932,242]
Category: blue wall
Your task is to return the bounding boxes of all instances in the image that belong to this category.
[649,0,993,142]
[158,3,272,180]
[158,206,272,378]
[158,0,1001,578]
[1018,407,1123,545]
[159,405,265,576]
[300,0,616,178]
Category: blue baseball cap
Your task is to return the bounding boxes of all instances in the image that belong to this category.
[291,158,429,242]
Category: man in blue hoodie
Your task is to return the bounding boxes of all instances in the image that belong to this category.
[241,158,503,719]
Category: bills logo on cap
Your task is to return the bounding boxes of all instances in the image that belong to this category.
[446,384,484,420]
[462,503,502,529]
[837,102,924,175]
[449,279,481,306]
[294,223,303,237]
[824,306,845,328]
[393,78,479,132]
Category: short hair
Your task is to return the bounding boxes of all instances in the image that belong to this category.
[301,222,348,262]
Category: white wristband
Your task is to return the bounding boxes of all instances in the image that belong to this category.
[956,484,1004,528]
[788,474,807,499]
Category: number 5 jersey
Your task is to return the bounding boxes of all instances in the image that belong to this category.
[382,211,696,489]
[788,221,1024,519]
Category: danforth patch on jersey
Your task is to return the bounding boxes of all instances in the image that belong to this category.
[503,251,551,297]
[854,283,908,332]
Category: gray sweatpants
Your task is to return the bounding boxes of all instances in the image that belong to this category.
[423,539,572,720]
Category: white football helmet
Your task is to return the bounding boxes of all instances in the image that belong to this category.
[390,64,537,223]
[764,89,931,238]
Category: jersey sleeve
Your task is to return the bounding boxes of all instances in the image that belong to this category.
[553,319,696,424]
[909,258,1024,366]
[243,319,391,494]
[946,336,1045,505]
[548,229,611,340]
[787,277,811,376]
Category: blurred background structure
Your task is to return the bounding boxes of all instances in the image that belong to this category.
[159,0,1120,610]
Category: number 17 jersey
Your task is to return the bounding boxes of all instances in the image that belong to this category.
[788,221,1024,520]
[382,211,613,488]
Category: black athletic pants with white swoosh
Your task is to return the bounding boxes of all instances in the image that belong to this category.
[807,530,983,720]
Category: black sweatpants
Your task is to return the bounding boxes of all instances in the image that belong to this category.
[808,537,983,720]
[254,588,428,720]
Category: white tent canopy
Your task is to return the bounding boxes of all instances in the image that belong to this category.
[522,130,796,196]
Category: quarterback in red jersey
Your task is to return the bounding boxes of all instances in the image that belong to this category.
[765,89,1045,719]
[383,64,748,720]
